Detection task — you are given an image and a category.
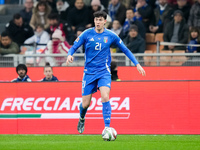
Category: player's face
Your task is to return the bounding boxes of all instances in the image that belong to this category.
[17,69,26,78]
[44,67,53,79]
[94,17,106,31]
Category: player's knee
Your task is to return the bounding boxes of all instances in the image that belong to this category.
[101,94,109,102]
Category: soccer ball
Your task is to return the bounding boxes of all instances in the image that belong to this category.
[102,127,117,141]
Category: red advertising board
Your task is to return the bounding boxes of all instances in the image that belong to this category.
[1,66,200,82]
[0,81,200,134]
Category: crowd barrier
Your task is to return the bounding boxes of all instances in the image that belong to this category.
[0,81,199,134]
[1,53,200,67]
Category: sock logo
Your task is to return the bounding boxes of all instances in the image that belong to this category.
[105,118,110,120]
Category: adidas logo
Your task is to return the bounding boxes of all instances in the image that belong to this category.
[105,118,110,120]
[107,83,110,86]
[89,38,94,41]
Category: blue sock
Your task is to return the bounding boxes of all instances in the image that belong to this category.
[102,101,111,127]
[79,103,87,119]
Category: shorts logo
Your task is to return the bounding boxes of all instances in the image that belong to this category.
[104,37,108,43]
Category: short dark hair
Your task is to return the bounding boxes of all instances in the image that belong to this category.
[48,13,59,20]
[1,31,10,38]
[126,7,134,11]
[13,13,22,20]
[93,11,107,20]
[129,24,138,32]
[16,64,27,74]
[44,62,52,70]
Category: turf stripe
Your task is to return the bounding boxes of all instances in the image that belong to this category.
[0,114,41,118]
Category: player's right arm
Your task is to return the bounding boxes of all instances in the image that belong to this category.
[66,29,87,65]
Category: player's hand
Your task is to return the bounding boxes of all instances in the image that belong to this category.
[66,55,73,66]
[136,64,146,76]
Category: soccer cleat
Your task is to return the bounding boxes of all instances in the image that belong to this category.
[77,117,85,134]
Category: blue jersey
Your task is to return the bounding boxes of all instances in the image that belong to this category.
[68,27,139,75]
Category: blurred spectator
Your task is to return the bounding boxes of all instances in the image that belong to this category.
[34,0,57,10]
[186,27,200,53]
[40,29,70,66]
[47,13,74,44]
[188,0,200,29]
[30,1,51,30]
[122,25,145,53]
[88,0,108,27]
[110,61,120,81]
[108,0,126,25]
[83,0,92,6]
[24,24,50,46]
[5,13,34,47]
[111,20,122,35]
[0,31,19,55]
[163,10,189,51]
[19,0,34,24]
[41,63,59,81]
[11,64,32,82]
[74,27,85,53]
[23,24,50,66]
[67,0,91,32]
[52,0,71,21]
[63,0,76,8]
[119,0,132,8]
[134,0,154,32]
[173,0,191,22]
[119,8,146,39]
[100,0,109,9]
[132,0,157,9]
[149,0,173,33]
[168,0,194,5]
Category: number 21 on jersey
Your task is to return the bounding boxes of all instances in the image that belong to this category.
[95,42,102,50]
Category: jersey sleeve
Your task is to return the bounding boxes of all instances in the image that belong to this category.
[67,30,87,56]
[113,34,139,66]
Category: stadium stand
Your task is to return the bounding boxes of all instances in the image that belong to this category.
[0,5,23,34]
[145,33,157,52]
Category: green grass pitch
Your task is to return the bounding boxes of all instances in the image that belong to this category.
[0,134,200,150]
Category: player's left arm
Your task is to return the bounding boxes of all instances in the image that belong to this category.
[114,37,146,76]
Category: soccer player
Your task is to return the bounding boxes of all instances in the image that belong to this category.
[66,11,146,134]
